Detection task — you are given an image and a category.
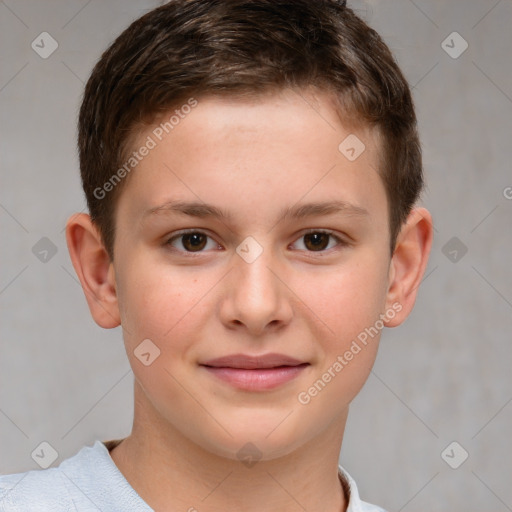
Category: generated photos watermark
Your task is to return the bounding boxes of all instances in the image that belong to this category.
[297,302,402,405]
[93,97,198,200]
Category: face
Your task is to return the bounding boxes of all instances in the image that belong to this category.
[112,88,394,460]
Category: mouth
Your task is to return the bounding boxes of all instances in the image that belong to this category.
[200,353,310,391]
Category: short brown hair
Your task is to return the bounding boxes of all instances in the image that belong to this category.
[78,0,423,260]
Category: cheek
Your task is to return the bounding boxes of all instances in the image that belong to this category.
[116,261,209,353]
[116,267,210,400]
[301,254,389,387]
[310,257,389,341]
[294,265,387,416]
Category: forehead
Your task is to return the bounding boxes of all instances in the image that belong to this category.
[116,88,386,229]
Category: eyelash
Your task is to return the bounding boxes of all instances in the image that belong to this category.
[164,229,348,255]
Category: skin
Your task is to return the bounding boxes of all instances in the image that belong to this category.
[66,87,433,512]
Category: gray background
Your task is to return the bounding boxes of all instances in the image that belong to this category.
[1,1,511,510]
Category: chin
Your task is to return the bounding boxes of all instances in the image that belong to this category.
[193,416,316,463]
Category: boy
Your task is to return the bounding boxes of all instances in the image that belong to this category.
[0,0,432,510]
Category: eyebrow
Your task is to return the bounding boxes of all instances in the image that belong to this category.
[143,199,368,223]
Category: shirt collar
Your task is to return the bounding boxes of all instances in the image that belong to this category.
[338,465,369,512]
[103,440,375,512]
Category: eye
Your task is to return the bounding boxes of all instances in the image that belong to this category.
[165,230,219,253]
[291,230,346,252]
[164,229,347,255]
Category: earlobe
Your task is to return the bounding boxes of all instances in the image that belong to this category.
[384,207,433,327]
[65,213,121,329]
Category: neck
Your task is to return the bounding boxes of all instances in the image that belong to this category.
[110,381,348,512]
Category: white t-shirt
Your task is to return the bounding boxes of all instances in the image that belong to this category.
[0,440,387,511]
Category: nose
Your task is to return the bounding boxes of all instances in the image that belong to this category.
[219,245,293,336]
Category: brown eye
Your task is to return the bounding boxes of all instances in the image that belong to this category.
[291,230,345,253]
[181,233,207,252]
[166,231,217,253]
[303,232,330,251]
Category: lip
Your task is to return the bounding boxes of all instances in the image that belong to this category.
[200,353,309,391]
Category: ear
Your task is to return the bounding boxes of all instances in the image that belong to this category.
[65,213,120,328]
[384,207,433,327]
